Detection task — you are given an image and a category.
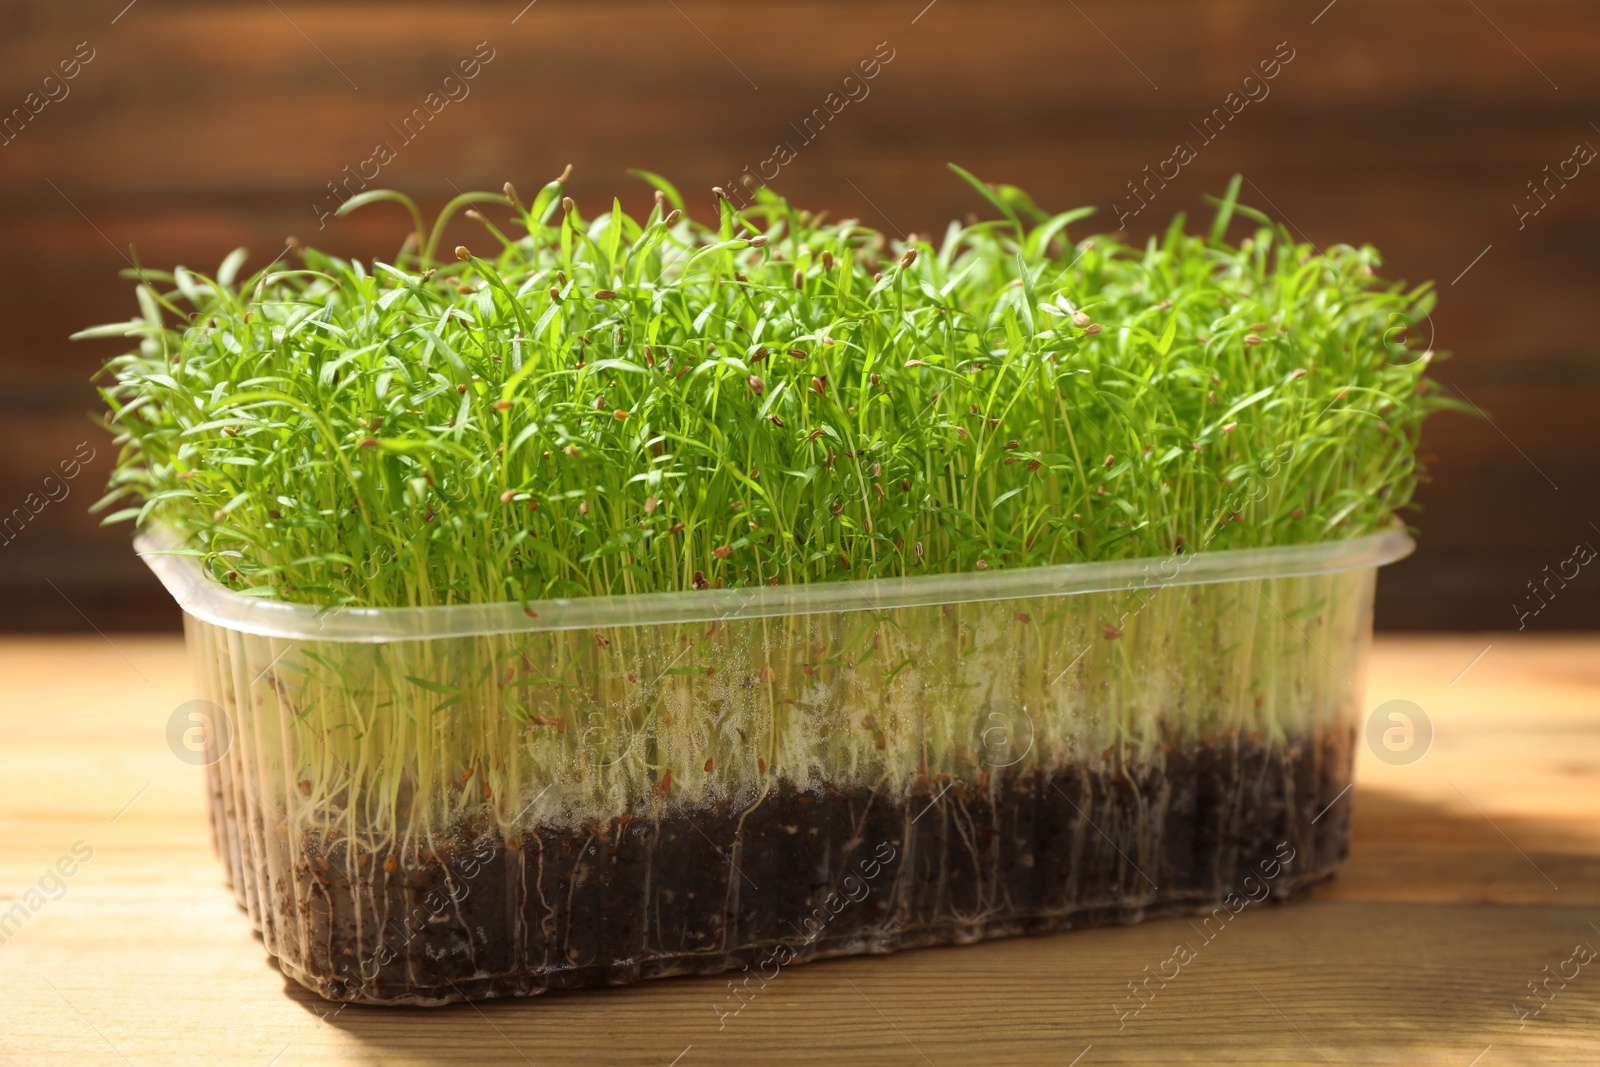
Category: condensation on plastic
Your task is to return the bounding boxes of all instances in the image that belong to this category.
[147,528,1412,1006]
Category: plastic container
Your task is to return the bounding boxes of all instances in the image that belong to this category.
[140,527,1412,1005]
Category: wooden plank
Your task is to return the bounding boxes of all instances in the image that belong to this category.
[4,2,1599,197]
[1,0,1597,632]
[0,635,1597,1064]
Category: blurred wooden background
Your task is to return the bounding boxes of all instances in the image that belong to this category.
[1,0,1595,631]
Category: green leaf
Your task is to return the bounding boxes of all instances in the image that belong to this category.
[405,675,465,696]
[71,321,147,340]
[335,190,426,251]
[948,162,1023,240]
[1156,312,1178,356]
[628,169,686,214]
[1207,174,1244,244]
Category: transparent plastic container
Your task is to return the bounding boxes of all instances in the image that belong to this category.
[140,527,1411,1006]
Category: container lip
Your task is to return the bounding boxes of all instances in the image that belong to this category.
[136,526,1413,643]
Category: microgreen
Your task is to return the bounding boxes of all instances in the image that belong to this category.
[88,169,1452,610]
[86,172,1450,850]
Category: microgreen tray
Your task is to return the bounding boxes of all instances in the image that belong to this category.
[144,527,1409,1005]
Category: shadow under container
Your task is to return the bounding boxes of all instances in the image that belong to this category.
[140,528,1412,1005]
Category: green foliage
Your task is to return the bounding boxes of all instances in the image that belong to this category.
[89,169,1451,608]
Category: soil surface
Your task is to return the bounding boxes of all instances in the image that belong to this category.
[220,730,1356,1005]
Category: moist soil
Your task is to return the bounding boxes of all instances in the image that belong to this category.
[246,730,1355,1005]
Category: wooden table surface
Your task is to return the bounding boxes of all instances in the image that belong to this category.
[1,634,1596,1066]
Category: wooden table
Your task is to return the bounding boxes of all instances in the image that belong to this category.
[2,635,1596,1066]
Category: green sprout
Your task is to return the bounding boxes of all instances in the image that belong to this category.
[83,170,1451,852]
[89,168,1452,609]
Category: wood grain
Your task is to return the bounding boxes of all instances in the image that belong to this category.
[0,634,1597,1065]
[0,0,1597,631]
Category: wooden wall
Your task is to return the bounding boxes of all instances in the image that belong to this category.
[2,0,1596,631]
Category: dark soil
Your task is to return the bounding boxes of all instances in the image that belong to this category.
[216,728,1356,1005]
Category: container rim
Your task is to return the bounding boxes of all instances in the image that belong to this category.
[136,526,1413,643]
